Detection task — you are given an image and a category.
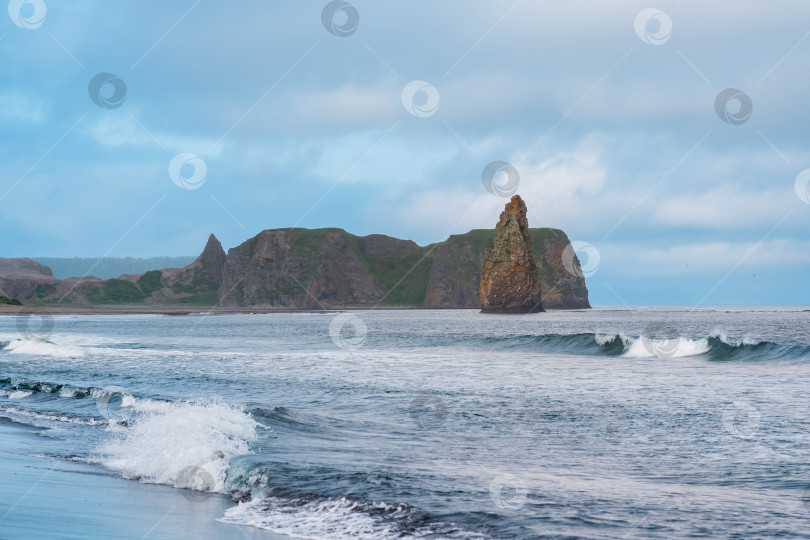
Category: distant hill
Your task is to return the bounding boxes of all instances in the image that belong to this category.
[31,257,196,280]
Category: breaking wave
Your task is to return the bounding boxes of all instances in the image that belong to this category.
[480,332,810,360]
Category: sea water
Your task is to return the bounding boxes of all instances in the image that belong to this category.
[1,308,810,539]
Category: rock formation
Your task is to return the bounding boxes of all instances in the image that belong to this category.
[479,195,545,314]
[0,258,57,301]
[1,225,590,309]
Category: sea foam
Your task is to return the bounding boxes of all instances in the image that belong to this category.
[93,398,258,493]
[3,339,84,358]
[622,336,711,358]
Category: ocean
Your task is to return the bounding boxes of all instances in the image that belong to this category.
[1,307,810,539]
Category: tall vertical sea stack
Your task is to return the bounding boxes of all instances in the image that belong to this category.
[479,195,545,313]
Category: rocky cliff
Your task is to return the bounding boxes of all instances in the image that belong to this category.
[479,195,545,313]
[1,227,590,309]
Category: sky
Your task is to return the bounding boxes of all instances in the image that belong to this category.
[1,0,809,306]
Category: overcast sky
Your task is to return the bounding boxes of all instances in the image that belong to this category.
[2,0,809,305]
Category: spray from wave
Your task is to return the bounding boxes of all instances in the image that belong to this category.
[92,397,258,493]
[478,332,810,361]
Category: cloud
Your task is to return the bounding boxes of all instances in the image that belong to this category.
[0,90,47,123]
[601,238,810,277]
[651,185,793,229]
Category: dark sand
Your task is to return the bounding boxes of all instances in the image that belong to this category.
[0,418,287,539]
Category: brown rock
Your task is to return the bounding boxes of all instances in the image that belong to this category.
[479,195,545,313]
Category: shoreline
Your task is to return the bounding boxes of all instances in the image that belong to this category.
[0,418,288,540]
[0,305,350,316]
[0,305,492,316]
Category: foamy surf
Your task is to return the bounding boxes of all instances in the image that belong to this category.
[621,336,711,358]
[92,398,258,494]
[2,338,84,358]
[220,496,473,540]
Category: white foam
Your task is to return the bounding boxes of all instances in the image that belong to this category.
[710,329,761,346]
[622,336,710,358]
[595,332,632,347]
[0,406,106,425]
[93,398,257,493]
[220,497,412,540]
[7,390,32,399]
[3,339,84,358]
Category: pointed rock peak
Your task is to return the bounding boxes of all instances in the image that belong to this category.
[204,233,222,251]
[479,194,544,314]
[505,194,525,213]
[196,233,226,275]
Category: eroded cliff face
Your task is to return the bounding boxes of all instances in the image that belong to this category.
[478,195,544,313]
[218,229,385,308]
[423,229,589,310]
[1,225,590,309]
[0,258,58,301]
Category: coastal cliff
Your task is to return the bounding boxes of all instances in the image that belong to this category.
[0,227,590,309]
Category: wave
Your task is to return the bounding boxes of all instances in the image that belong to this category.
[91,398,258,494]
[0,405,108,426]
[220,495,478,540]
[0,338,84,358]
[478,332,810,361]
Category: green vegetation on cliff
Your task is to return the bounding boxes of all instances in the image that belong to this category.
[88,279,147,304]
[137,270,163,295]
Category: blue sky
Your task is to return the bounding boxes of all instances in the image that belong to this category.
[1,1,809,306]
